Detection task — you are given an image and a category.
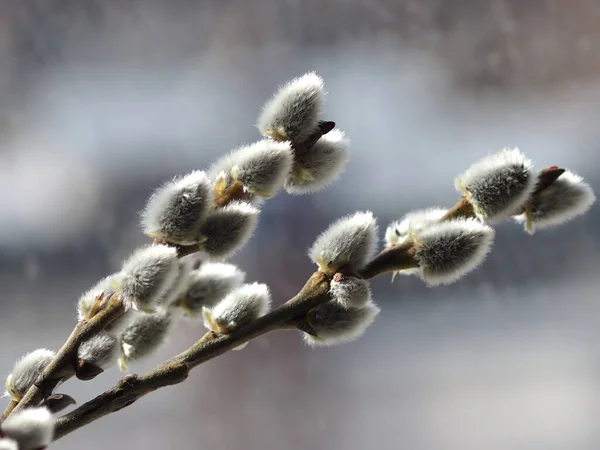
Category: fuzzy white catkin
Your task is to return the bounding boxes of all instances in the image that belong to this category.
[141,170,213,245]
[0,438,18,450]
[513,170,596,233]
[76,272,134,334]
[119,309,173,367]
[303,301,380,347]
[413,218,494,286]
[455,148,536,222]
[120,245,180,311]
[285,128,349,195]
[202,283,271,334]
[384,207,447,247]
[156,259,193,306]
[257,72,325,143]
[329,276,371,309]
[209,140,293,199]
[5,349,55,401]
[178,263,246,316]
[77,272,122,321]
[309,211,378,275]
[0,407,54,450]
[199,202,260,258]
[77,331,119,369]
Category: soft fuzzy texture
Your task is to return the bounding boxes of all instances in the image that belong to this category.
[285,128,349,194]
[257,72,325,144]
[5,349,55,401]
[0,407,54,450]
[141,170,213,245]
[77,331,119,369]
[384,207,447,247]
[156,259,193,306]
[77,272,122,321]
[455,148,535,222]
[199,202,260,259]
[202,283,271,334]
[513,170,596,233]
[413,218,495,286]
[119,309,173,368]
[0,438,18,450]
[303,301,380,347]
[329,275,371,309]
[309,211,378,275]
[179,263,246,316]
[209,140,293,199]
[120,245,180,310]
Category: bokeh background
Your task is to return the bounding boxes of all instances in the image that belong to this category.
[1,1,599,449]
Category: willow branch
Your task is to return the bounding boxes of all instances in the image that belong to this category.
[6,296,126,418]
[53,271,331,441]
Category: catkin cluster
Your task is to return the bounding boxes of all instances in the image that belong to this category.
[1,73,595,449]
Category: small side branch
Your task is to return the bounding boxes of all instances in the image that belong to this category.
[53,271,331,440]
[6,297,125,417]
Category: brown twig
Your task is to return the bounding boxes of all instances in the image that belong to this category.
[53,271,331,441]
[0,400,18,421]
[360,166,561,281]
[359,195,478,280]
[440,196,476,221]
[359,242,419,280]
[5,296,126,418]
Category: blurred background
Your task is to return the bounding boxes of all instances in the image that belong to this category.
[1,1,599,449]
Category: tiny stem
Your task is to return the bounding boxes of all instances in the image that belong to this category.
[359,242,419,280]
[440,196,476,221]
[360,195,477,280]
[0,400,17,421]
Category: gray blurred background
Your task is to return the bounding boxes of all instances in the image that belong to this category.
[1,1,599,449]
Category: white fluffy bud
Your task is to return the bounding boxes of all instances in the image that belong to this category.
[202,283,271,334]
[413,219,494,286]
[514,170,596,233]
[77,331,119,371]
[329,275,371,309]
[5,349,55,401]
[0,407,54,450]
[210,140,293,199]
[76,273,133,333]
[119,309,173,370]
[455,148,536,222]
[0,439,18,450]
[285,128,348,194]
[156,259,193,306]
[385,207,447,247]
[176,263,246,316]
[120,245,180,311]
[257,72,324,143]
[199,202,259,258]
[77,273,122,321]
[309,211,378,275]
[303,301,380,347]
[141,171,213,245]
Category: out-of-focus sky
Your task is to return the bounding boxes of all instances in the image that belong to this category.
[0,1,599,449]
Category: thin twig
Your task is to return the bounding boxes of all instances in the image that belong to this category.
[359,242,418,280]
[440,196,476,221]
[53,271,331,440]
[359,196,477,279]
[0,401,17,421]
[6,296,126,417]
